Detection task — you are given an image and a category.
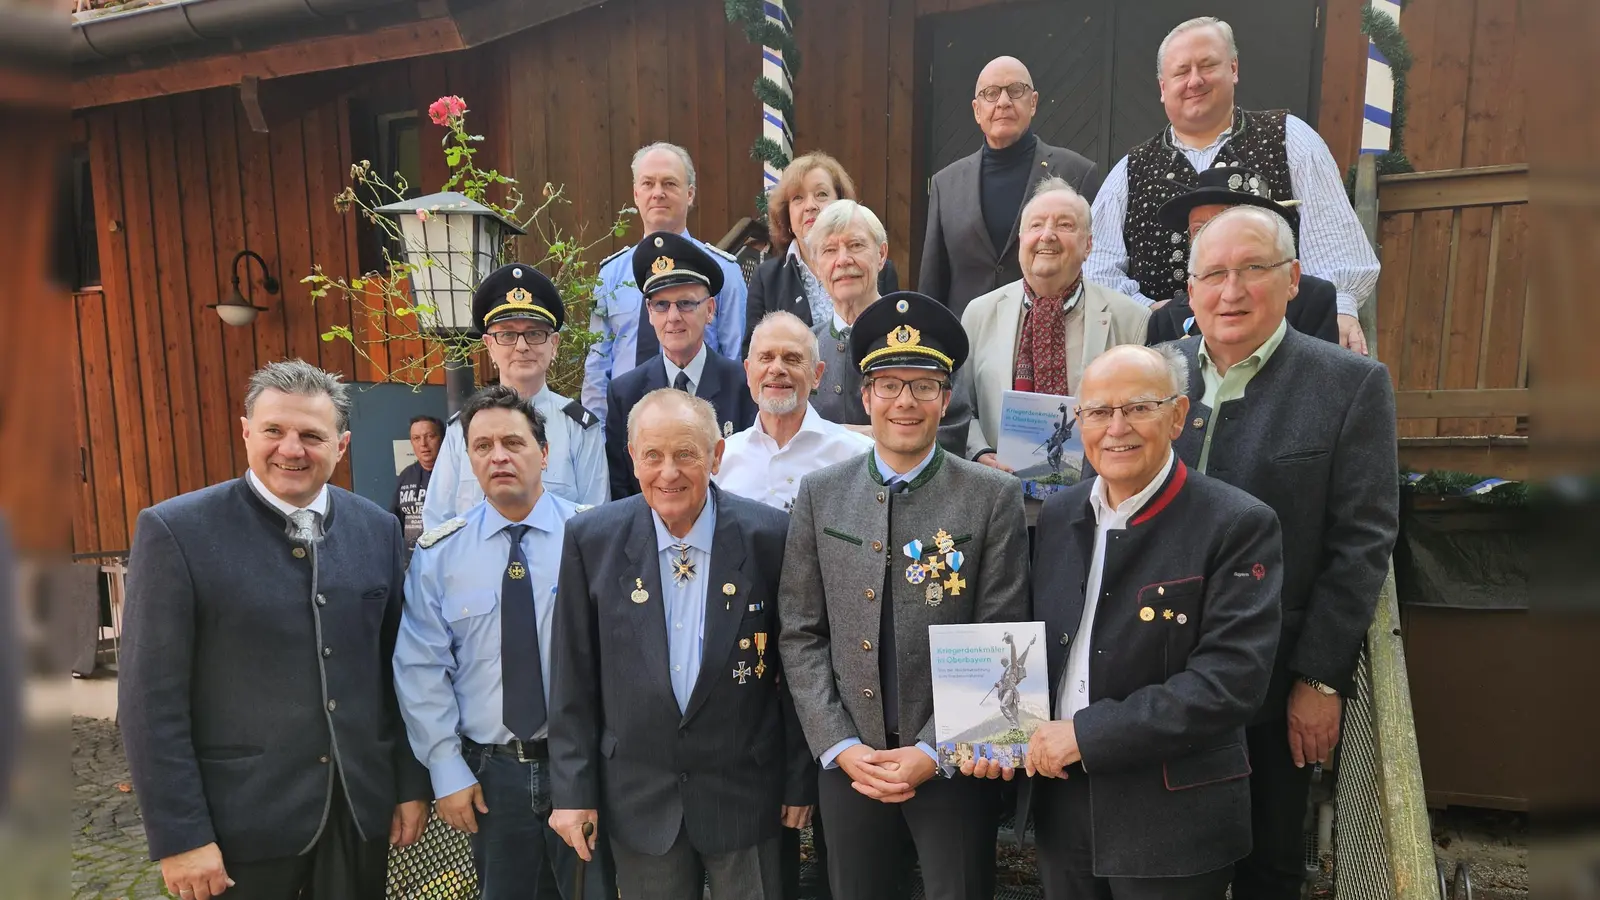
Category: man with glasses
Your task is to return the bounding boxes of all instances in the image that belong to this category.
[1172,206,1397,900]
[606,232,758,499]
[920,55,1101,315]
[1084,16,1379,355]
[422,264,607,529]
[779,292,1029,900]
[970,343,1283,900]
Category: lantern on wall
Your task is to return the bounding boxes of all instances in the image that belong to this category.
[371,192,526,334]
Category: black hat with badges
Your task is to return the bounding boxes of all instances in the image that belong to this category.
[472,263,564,333]
[631,231,725,298]
[1156,165,1302,233]
[849,291,969,376]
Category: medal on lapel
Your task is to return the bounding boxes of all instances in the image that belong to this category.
[902,539,926,585]
[925,581,944,606]
[631,578,649,604]
[943,550,966,597]
[753,632,769,679]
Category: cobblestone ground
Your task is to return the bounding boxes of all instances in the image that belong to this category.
[73,716,169,900]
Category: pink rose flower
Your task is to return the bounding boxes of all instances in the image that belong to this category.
[427,95,468,126]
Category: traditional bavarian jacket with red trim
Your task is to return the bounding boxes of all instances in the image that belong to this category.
[1024,459,1284,878]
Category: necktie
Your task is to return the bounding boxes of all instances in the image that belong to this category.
[635,297,662,367]
[500,524,547,740]
[288,509,320,543]
[673,370,691,393]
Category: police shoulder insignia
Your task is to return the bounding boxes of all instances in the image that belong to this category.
[563,398,599,429]
[599,244,632,267]
[704,243,739,263]
[574,504,596,513]
[417,517,468,549]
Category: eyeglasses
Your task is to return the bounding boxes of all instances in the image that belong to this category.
[487,329,555,347]
[1075,395,1179,427]
[1189,259,1294,289]
[974,82,1033,103]
[646,296,711,315]
[866,376,949,402]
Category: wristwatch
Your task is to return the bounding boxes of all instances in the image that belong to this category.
[1299,676,1338,696]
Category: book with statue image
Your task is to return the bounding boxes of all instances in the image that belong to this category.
[928,621,1050,769]
[995,389,1084,499]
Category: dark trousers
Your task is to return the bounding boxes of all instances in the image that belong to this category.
[1232,719,1319,900]
[817,765,998,900]
[610,822,783,900]
[221,776,387,900]
[1034,766,1232,900]
[464,741,616,900]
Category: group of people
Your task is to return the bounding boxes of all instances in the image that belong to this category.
[117,15,1399,900]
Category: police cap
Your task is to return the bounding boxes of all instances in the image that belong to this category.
[472,263,564,333]
[631,231,725,298]
[849,291,969,376]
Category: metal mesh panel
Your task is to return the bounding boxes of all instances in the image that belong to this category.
[1335,644,1395,900]
[387,813,476,899]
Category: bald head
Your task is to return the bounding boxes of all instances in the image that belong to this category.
[972,56,1038,149]
[1080,344,1189,403]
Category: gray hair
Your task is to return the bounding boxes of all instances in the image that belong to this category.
[627,388,721,451]
[751,310,820,367]
[631,141,696,187]
[1157,17,1238,78]
[806,200,888,257]
[1188,205,1296,270]
[244,359,352,432]
[1020,175,1092,230]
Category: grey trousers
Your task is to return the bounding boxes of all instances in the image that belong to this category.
[610,822,783,900]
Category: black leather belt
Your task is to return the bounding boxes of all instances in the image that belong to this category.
[464,737,548,763]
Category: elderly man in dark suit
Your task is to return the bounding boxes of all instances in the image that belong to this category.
[606,232,758,500]
[779,292,1030,900]
[1173,206,1399,900]
[119,359,431,900]
[920,55,1102,315]
[969,344,1283,899]
[1143,167,1338,346]
[550,388,813,900]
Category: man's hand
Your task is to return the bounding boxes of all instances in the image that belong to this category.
[835,744,914,803]
[436,784,488,835]
[857,747,937,800]
[549,809,600,862]
[390,799,430,847]
[1337,314,1368,356]
[781,805,814,829]
[1288,681,1343,768]
[959,756,1015,781]
[1025,721,1081,778]
[975,453,1015,474]
[161,843,233,900]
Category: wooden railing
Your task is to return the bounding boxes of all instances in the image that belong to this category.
[1373,164,1530,439]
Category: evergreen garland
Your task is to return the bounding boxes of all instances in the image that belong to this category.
[1348,2,1415,192]
[1402,470,1528,507]
[726,0,800,216]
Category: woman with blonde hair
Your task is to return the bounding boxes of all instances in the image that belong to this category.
[741,151,899,355]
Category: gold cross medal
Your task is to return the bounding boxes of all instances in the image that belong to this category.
[942,550,966,597]
[631,578,649,604]
[753,632,768,679]
[507,562,527,580]
[670,543,696,586]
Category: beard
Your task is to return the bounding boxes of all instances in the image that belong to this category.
[758,389,802,416]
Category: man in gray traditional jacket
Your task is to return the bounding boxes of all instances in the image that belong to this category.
[778,291,1030,900]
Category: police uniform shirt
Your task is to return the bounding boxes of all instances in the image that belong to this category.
[420,385,606,531]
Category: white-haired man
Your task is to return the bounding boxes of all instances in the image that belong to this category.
[717,311,872,511]
[584,142,749,421]
[1083,16,1379,354]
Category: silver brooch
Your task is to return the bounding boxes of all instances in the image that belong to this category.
[1228,174,1243,190]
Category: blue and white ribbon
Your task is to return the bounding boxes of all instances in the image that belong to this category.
[761,0,794,192]
[1360,0,1401,155]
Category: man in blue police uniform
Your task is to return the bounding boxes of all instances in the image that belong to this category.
[422,263,607,530]
[395,384,613,900]
[583,142,747,421]
[605,231,758,499]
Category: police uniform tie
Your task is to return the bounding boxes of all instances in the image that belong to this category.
[672,370,691,393]
[500,524,547,740]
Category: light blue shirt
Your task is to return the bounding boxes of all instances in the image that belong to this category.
[421,384,607,530]
[582,232,748,422]
[653,492,718,712]
[394,491,578,798]
[821,444,941,771]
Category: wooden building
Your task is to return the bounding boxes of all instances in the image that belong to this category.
[67,0,1531,554]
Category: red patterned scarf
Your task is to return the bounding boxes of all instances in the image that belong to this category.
[1013,278,1082,394]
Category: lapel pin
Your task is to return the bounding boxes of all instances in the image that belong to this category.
[740,638,752,650]
[1158,585,1165,596]
[1177,613,1188,624]
[1139,606,1155,622]
[723,583,736,595]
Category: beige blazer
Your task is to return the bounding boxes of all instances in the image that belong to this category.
[961,279,1151,458]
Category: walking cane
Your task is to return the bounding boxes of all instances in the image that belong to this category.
[572,820,595,898]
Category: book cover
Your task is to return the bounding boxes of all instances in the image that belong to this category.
[995,389,1085,496]
[928,621,1049,769]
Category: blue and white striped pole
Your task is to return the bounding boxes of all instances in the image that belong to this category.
[761,0,794,194]
[1360,0,1401,154]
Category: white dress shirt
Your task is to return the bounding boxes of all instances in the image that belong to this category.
[245,469,330,517]
[663,342,710,396]
[1057,451,1176,721]
[1084,114,1380,317]
[715,404,873,511]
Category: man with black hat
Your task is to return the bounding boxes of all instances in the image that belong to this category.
[778,292,1030,900]
[605,231,758,499]
[422,264,607,530]
[1144,166,1339,346]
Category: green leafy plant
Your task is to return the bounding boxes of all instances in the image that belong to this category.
[725,0,801,215]
[305,94,634,397]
